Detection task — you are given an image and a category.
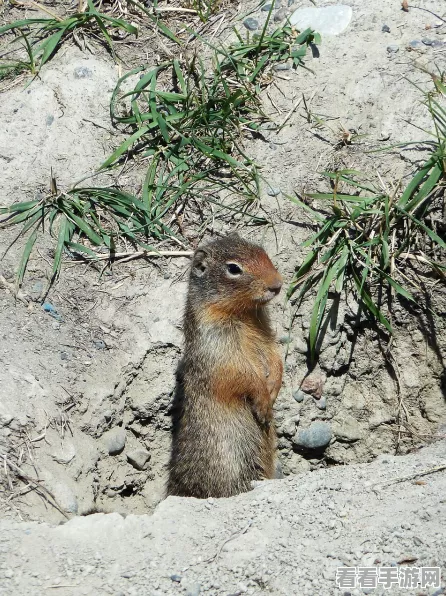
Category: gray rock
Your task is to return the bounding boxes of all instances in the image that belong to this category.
[127,449,151,470]
[170,574,182,582]
[382,24,390,33]
[273,63,291,71]
[243,18,259,31]
[105,428,127,455]
[422,38,434,46]
[52,483,78,514]
[74,66,93,79]
[275,460,284,479]
[387,45,399,53]
[289,5,352,36]
[315,396,327,410]
[408,40,423,49]
[293,421,332,450]
[293,389,305,403]
[274,7,288,23]
[93,339,106,350]
[267,186,281,197]
[332,414,363,442]
[261,3,272,11]
[46,115,54,126]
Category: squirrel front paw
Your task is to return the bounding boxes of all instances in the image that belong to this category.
[251,400,273,428]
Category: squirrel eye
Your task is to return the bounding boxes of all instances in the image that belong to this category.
[226,262,243,276]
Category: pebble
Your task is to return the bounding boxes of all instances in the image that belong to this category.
[273,63,291,71]
[267,186,281,197]
[315,395,327,410]
[46,115,54,126]
[127,449,151,470]
[74,66,93,79]
[292,389,305,403]
[170,574,182,582]
[382,24,390,33]
[106,428,127,455]
[333,414,362,442]
[261,3,272,11]
[293,421,332,450]
[274,7,288,22]
[422,38,434,46]
[387,45,399,53]
[93,339,106,350]
[243,18,259,31]
[290,5,353,36]
[408,40,424,49]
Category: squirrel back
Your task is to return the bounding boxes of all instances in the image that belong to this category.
[167,234,283,498]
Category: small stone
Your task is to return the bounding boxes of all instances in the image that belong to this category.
[292,389,305,403]
[127,449,151,470]
[105,428,127,455]
[74,66,93,79]
[287,0,294,6]
[261,3,272,11]
[387,44,399,53]
[300,375,324,399]
[421,38,434,46]
[289,5,352,36]
[431,40,445,48]
[408,40,423,49]
[60,351,69,361]
[332,414,362,442]
[292,421,332,450]
[273,63,291,71]
[267,186,281,197]
[243,18,259,31]
[315,395,326,410]
[274,7,288,22]
[382,24,390,33]
[170,574,182,582]
[278,334,291,344]
[275,460,284,479]
[93,339,106,350]
[46,115,54,126]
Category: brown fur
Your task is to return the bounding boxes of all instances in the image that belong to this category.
[167,234,283,498]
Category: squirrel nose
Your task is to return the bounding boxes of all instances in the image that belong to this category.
[268,279,282,296]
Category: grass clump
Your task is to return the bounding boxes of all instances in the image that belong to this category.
[0,0,137,81]
[286,91,446,361]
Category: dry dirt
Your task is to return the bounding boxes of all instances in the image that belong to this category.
[0,0,445,594]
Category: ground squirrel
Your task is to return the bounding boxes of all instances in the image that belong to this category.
[167,234,283,498]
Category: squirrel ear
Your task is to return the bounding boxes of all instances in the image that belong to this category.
[192,248,208,277]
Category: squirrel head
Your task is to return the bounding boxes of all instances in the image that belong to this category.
[188,234,282,315]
